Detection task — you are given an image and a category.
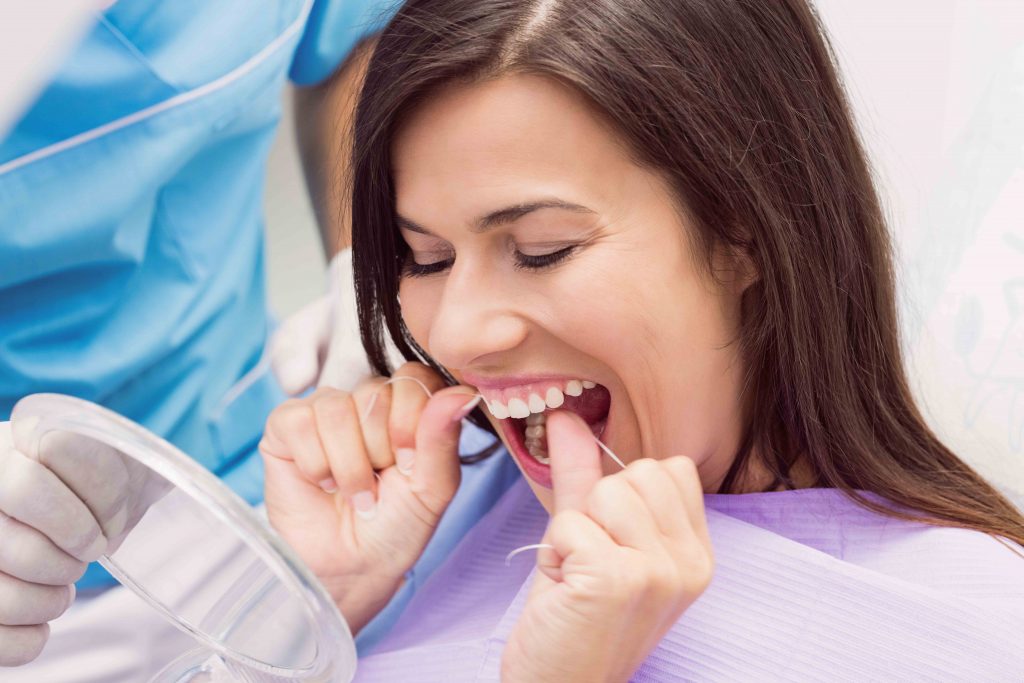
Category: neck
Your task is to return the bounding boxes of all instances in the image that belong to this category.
[705,448,818,494]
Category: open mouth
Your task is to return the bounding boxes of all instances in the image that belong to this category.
[483,380,611,488]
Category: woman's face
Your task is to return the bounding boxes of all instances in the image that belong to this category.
[395,74,750,509]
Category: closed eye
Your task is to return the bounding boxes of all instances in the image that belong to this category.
[402,244,579,278]
[513,245,577,270]
[403,253,454,277]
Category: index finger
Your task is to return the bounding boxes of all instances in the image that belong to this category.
[388,363,447,452]
[15,426,131,541]
[663,456,711,548]
[546,411,603,513]
[0,444,107,563]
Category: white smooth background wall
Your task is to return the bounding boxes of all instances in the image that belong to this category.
[262,1,1024,498]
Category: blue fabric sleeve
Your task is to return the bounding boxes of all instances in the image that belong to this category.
[289,0,402,86]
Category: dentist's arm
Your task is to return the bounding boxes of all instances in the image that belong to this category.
[293,36,375,256]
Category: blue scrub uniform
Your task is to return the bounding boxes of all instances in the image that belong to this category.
[0,0,396,594]
[0,0,524,650]
[0,0,395,503]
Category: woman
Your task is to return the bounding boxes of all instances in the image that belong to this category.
[259,0,1024,679]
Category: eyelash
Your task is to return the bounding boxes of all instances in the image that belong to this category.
[402,245,578,278]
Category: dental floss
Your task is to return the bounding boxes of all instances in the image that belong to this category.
[453,394,484,422]
[361,375,436,422]
[505,543,555,566]
[592,435,628,470]
[504,435,628,567]
[361,376,633,570]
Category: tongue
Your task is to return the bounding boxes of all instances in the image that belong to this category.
[561,384,611,425]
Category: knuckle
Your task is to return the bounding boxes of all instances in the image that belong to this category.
[587,476,621,511]
[355,375,388,393]
[681,548,715,593]
[312,390,354,424]
[281,403,317,438]
[593,475,620,498]
[666,455,698,481]
[624,457,659,480]
[334,463,375,495]
[0,623,49,666]
[36,431,74,464]
[269,399,312,434]
[0,578,64,626]
[394,361,424,375]
[353,380,389,411]
[648,562,681,600]
[307,386,338,401]
[388,412,417,449]
[0,460,36,514]
[0,583,16,625]
[395,361,440,384]
[669,454,697,473]
[311,387,349,407]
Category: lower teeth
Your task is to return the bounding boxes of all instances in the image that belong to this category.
[528,449,550,464]
[524,412,549,464]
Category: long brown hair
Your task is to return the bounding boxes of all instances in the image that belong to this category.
[348,0,1024,546]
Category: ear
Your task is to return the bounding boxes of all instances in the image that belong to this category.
[711,239,759,296]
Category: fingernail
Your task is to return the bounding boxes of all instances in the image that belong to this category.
[67,584,77,609]
[81,532,109,563]
[452,394,483,423]
[352,491,377,519]
[105,504,129,541]
[396,448,414,476]
[319,477,339,493]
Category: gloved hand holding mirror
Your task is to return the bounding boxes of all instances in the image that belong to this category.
[0,414,168,666]
[0,394,355,682]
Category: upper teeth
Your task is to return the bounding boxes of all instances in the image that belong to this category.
[485,380,597,420]
[507,398,530,419]
[545,387,564,408]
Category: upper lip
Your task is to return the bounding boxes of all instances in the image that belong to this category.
[459,371,585,390]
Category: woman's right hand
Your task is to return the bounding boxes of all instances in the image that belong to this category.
[259,362,476,634]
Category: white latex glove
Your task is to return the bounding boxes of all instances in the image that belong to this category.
[0,419,162,667]
[271,248,403,394]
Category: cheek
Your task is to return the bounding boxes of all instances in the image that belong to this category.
[548,242,687,363]
[563,231,738,409]
[398,279,442,348]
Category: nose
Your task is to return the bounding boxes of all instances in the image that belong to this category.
[426,261,529,370]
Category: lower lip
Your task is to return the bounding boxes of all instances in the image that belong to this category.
[498,414,610,489]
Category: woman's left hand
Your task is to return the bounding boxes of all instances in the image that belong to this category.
[502,412,714,683]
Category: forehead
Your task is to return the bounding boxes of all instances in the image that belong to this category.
[391,74,637,223]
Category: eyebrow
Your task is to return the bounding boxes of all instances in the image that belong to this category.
[396,199,595,235]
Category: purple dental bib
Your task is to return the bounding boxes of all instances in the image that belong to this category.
[356,479,1024,681]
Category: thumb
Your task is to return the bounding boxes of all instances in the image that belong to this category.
[271,296,331,395]
[547,411,603,513]
[408,388,477,515]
